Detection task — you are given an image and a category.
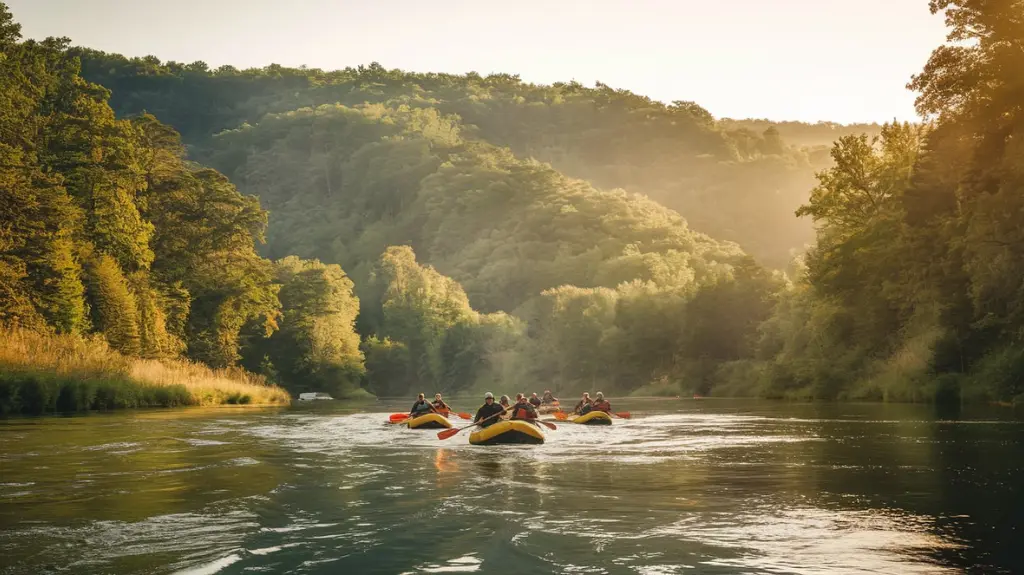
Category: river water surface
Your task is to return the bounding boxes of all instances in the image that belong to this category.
[1,399,1022,574]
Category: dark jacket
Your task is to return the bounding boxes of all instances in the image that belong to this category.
[542,393,558,404]
[529,396,542,407]
[474,402,505,428]
[410,400,434,416]
[574,399,591,414]
[510,400,538,420]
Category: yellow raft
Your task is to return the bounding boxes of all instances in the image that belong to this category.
[407,413,452,429]
[469,420,545,445]
[572,410,613,425]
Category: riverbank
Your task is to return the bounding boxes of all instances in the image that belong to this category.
[0,327,290,415]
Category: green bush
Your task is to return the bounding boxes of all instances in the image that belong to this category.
[628,380,682,397]
[932,373,963,406]
[0,370,200,415]
[224,392,252,405]
[964,345,1024,402]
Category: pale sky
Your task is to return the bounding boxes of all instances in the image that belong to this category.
[6,0,948,123]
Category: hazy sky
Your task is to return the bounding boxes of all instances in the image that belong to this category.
[6,0,949,123]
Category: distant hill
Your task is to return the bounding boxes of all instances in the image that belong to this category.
[73,52,877,269]
[718,119,884,149]
[55,49,803,395]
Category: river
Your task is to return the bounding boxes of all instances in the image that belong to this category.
[1,399,1022,574]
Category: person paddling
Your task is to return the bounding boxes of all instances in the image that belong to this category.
[591,391,611,414]
[432,393,451,414]
[499,395,512,419]
[528,393,542,408]
[474,392,506,428]
[541,390,558,405]
[510,393,539,423]
[574,392,592,415]
[410,393,436,417]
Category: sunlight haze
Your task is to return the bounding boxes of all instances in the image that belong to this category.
[7,0,947,123]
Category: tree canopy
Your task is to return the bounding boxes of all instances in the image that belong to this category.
[69,48,884,269]
[745,0,1024,403]
[0,3,364,398]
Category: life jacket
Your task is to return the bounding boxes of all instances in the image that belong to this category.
[592,399,611,413]
[512,402,537,420]
[432,400,450,413]
[411,400,431,414]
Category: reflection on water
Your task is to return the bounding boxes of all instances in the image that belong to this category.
[1,400,1022,574]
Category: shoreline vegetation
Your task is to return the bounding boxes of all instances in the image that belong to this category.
[0,327,290,415]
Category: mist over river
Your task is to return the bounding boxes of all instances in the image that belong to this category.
[2,399,1022,574]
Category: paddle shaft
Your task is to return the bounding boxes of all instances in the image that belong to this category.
[555,410,628,421]
[438,405,509,439]
[391,408,469,421]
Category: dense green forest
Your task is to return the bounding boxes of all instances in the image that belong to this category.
[0,3,363,404]
[751,0,1024,403]
[203,99,782,396]
[3,0,1023,404]
[69,49,881,269]
[717,120,884,149]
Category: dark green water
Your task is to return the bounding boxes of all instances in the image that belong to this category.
[1,399,1023,574]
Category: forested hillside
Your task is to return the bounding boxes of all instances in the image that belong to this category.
[741,0,1024,403]
[206,101,782,396]
[717,120,885,149]
[69,52,857,268]
[0,0,778,400]
[0,4,364,404]
[5,0,1022,404]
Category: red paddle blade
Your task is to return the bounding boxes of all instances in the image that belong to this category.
[389,413,410,423]
[437,428,461,440]
[539,420,557,430]
[552,412,568,421]
[614,412,631,419]
[457,412,472,420]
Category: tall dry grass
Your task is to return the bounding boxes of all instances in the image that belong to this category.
[0,324,131,377]
[128,359,290,405]
[0,326,290,414]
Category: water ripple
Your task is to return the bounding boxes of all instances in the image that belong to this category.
[1,402,1021,574]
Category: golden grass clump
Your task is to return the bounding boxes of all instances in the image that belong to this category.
[0,325,291,413]
[129,359,291,405]
[0,324,132,377]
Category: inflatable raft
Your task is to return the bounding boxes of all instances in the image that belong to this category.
[407,413,452,429]
[538,402,561,414]
[572,410,613,425]
[469,420,545,445]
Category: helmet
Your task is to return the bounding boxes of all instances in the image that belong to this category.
[531,393,538,397]
[500,395,510,404]
[435,393,442,399]
[516,393,524,400]
[484,392,494,399]
[583,392,590,397]
[596,392,604,399]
